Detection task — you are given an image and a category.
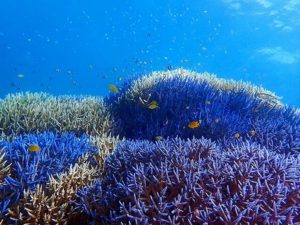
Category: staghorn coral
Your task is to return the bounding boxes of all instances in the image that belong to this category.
[0,148,11,221]
[0,92,112,140]
[89,133,121,171]
[0,149,10,224]
[106,69,300,154]
[0,133,120,224]
[74,138,300,224]
[0,148,10,185]
[9,161,98,224]
[0,131,97,222]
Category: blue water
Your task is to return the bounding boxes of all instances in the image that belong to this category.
[1,0,299,106]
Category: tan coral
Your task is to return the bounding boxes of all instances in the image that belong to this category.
[0,92,112,140]
[9,161,98,225]
[0,148,10,185]
[89,133,121,171]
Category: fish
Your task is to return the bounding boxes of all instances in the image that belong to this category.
[205,100,211,105]
[214,118,220,123]
[100,74,108,79]
[188,121,201,129]
[148,100,159,109]
[167,64,173,70]
[108,84,118,93]
[117,76,123,81]
[28,144,40,152]
[10,82,16,87]
[16,74,25,78]
[234,133,240,139]
[250,130,256,136]
[163,119,169,126]
[155,136,163,141]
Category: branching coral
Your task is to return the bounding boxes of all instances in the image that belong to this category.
[0,133,121,224]
[106,69,300,154]
[0,148,11,221]
[9,161,98,224]
[74,138,300,224]
[0,148,10,185]
[0,131,97,222]
[89,133,121,171]
[0,92,112,139]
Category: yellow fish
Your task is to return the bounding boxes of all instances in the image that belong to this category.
[155,136,163,141]
[108,84,118,93]
[234,133,240,139]
[148,100,159,109]
[28,144,40,152]
[16,74,25,78]
[188,121,201,129]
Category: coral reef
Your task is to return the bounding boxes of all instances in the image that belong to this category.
[74,138,300,224]
[0,69,299,224]
[0,92,112,140]
[0,131,97,223]
[106,69,300,154]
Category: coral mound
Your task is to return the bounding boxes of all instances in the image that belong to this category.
[106,69,300,154]
[74,138,300,224]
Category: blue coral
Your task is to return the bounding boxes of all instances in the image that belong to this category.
[0,131,97,217]
[106,72,300,154]
[74,138,300,224]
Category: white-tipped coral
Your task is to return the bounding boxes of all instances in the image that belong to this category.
[0,92,112,139]
[124,69,281,107]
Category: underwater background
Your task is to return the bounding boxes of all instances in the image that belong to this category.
[0,0,300,106]
[1,1,300,225]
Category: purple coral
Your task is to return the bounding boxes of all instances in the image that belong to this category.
[74,138,300,224]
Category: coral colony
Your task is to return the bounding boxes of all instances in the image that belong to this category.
[0,69,299,224]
